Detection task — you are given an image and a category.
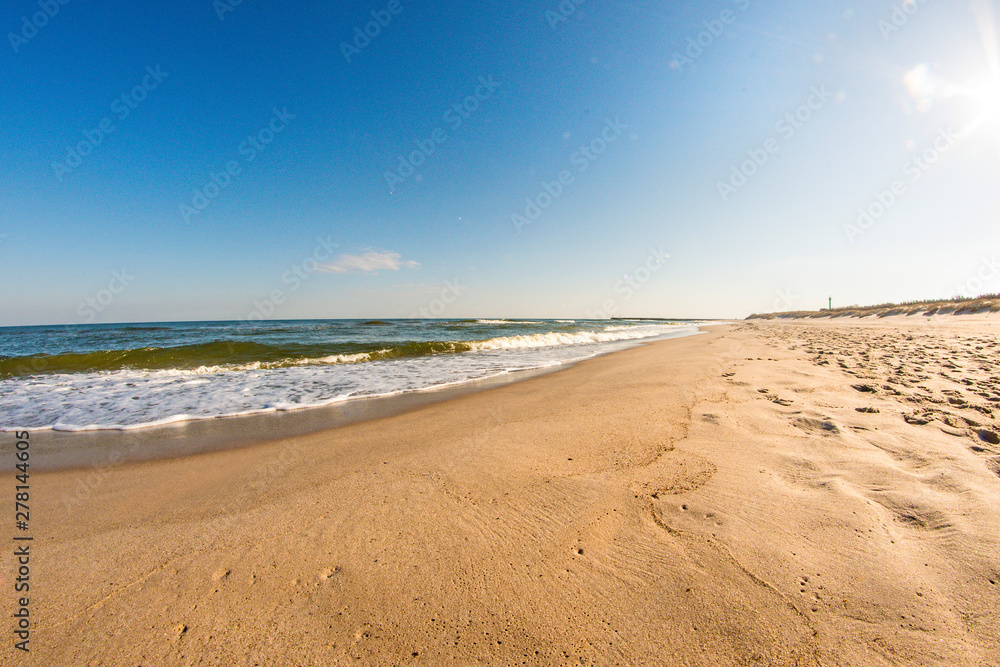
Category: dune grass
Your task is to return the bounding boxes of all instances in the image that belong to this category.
[747,294,1000,320]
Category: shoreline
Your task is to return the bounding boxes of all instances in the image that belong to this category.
[25,318,1000,665]
[12,326,714,471]
[1,319,710,442]
[15,363,563,472]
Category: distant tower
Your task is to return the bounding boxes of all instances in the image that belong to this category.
[828,296,832,310]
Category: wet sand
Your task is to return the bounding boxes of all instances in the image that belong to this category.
[15,317,1000,665]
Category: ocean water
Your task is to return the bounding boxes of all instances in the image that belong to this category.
[0,319,705,431]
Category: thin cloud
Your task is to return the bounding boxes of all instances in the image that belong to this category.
[317,249,420,275]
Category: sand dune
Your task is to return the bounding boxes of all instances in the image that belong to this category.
[18,318,1000,665]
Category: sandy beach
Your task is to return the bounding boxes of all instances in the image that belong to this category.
[9,1,995,664]
[13,317,1000,665]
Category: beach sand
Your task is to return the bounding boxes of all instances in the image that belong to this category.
[15,317,1000,665]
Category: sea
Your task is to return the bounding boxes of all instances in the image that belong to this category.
[0,319,706,432]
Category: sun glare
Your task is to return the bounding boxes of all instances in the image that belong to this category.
[898,1,1000,145]
[972,76,1000,119]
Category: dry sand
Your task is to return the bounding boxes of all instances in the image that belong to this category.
[8,317,1000,665]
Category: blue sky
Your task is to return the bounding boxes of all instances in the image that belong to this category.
[2,0,998,324]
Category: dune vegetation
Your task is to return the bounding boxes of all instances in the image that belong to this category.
[747,294,1000,319]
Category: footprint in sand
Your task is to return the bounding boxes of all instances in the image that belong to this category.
[975,429,1000,446]
[967,429,1000,478]
[792,417,840,436]
[796,574,826,613]
[904,413,934,426]
[869,493,956,534]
